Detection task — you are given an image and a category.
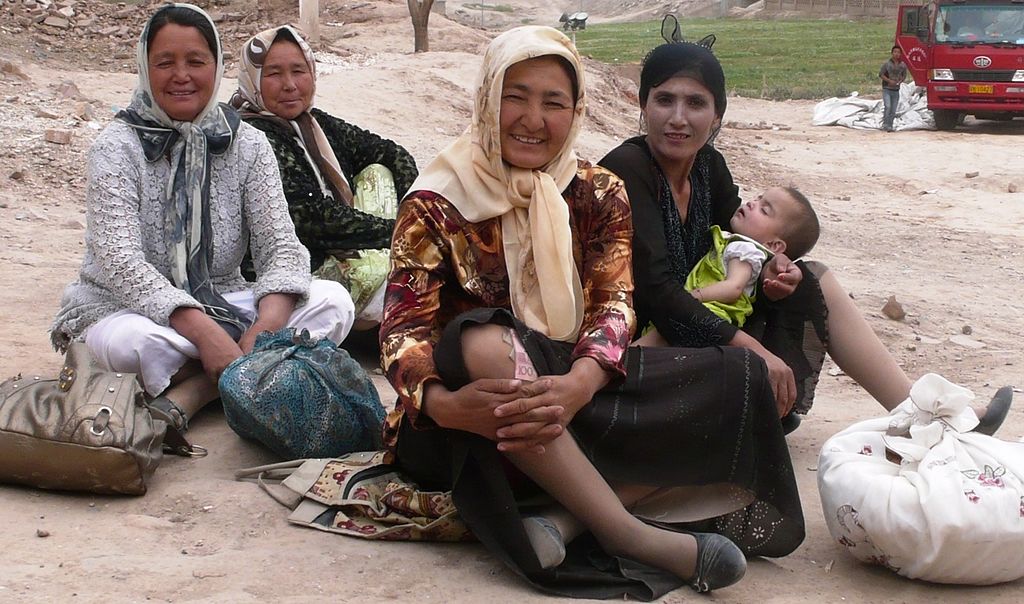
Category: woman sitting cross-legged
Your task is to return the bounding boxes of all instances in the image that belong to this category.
[50,4,354,448]
[232,25,418,328]
[379,25,804,600]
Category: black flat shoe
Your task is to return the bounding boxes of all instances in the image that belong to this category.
[687,531,747,593]
[975,386,1013,436]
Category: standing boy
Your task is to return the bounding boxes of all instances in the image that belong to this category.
[879,45,907,132]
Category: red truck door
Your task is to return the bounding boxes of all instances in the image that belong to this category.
[896,3,931,83]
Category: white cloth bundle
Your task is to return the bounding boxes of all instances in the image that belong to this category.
[818,374,1024,584]
[812,82,934,131]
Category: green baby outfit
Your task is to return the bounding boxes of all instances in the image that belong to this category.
[684,225,771,328]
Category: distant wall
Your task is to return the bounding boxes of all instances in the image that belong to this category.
[761,0,925,18]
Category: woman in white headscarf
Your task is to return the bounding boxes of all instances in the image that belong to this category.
[51,4,354,447]
[232,25,417,326]
[379,26,799,599]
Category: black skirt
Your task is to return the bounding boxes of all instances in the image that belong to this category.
[746,260,830,415]
[395,308,805,600]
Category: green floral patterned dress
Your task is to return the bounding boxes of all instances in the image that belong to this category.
[245,108,418,317]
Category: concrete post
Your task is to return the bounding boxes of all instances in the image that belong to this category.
[299,0,319,45]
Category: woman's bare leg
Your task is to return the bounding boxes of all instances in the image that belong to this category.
[505,433,700,579]
[818,268,912,410]
[535,485,660,545]
[161,371,220,418]
[819,267,1008,424]
[461,324,700,578]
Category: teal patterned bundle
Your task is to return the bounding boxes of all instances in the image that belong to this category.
[219,328,384,459]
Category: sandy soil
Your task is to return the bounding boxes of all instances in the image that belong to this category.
[1,1,1023,602]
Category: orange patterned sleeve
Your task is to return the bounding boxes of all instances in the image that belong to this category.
[379,193,449,447]
[570,165,635,378]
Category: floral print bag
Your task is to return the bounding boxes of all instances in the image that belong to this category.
[817,374,1024,584]
[235,451,473,542]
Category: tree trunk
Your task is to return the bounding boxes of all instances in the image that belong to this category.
[408,0,434,53]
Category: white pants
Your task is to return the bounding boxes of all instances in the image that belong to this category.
[84,280,354,396]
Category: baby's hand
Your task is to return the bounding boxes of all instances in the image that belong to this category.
[762,253,802,301]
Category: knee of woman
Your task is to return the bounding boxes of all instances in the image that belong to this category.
[727,347,771,395]
[86,314,158,373]
[460,324,515,380]
[310,279,354,310]
[304,279,355,342]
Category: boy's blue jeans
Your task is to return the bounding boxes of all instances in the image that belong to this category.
[882,88,899,131]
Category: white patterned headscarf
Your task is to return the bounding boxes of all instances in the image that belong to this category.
[409,26,586,342]
[230,25,355,206]
[117,3,249,339]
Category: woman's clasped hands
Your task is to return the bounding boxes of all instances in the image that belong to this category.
[426,358,607,454]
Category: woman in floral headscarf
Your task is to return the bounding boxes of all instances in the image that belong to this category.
[379,26,803,599]
[51,4,354,446]
[232,26,417,326]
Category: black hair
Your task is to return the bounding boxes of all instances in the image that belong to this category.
[273,27,300,46]
[639,42,726,117]
[779,186,820,260]
[891,45,902,53]
[505,54,580,106]
[146,5,218,58]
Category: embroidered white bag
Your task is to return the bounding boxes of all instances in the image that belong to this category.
[818,374,1024,584]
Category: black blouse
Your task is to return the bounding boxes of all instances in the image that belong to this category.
[245,108,418,270]
[600,137,741,346]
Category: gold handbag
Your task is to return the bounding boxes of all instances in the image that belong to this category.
[0,343,165,495]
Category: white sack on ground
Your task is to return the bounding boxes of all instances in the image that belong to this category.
[817,373,1024,585]
[812,82,933,131]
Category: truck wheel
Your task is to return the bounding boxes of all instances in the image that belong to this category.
[934,110,960,131]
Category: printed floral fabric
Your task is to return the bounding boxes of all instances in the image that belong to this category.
[243,451,473,541]
[379,161,634,447]
[312,164,398,317]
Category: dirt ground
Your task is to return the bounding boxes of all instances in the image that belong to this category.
[1,1,1023,602]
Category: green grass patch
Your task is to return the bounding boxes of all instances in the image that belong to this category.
[464,3,516,13]
[574,18,895,100]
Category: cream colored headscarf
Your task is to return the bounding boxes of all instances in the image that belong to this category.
[230,25,354,206]
[410,26,586,342]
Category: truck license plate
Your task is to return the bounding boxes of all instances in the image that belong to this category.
[969,84,994,94]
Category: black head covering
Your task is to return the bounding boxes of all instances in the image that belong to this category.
[639,42,727,117]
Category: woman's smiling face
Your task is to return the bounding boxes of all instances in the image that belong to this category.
[147,23,216,122]
[641,75,720,167]
[498,55,576,170]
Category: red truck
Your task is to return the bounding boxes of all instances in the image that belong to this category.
[896,0,1024,129]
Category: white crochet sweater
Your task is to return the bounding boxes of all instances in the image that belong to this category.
[51,120,311,350]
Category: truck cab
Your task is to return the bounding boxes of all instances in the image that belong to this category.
[896,0,1024,129]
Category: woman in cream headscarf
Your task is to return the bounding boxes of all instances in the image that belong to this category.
[380,26,802,599]
[232,25,417,326]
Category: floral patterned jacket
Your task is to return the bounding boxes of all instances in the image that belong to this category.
[379,161,635,447]
[245,108,418,269]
